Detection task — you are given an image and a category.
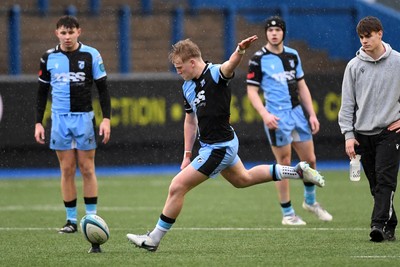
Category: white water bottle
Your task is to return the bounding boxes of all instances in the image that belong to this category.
[349,155,361,182]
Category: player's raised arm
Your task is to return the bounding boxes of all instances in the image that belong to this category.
[220,35,258,78]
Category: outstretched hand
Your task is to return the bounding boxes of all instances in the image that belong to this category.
[238,35,258,50]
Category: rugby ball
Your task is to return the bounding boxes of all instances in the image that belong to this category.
[80,214,110,245]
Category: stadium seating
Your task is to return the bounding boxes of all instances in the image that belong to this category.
[1,0,398,75]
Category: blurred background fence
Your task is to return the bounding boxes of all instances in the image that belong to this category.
[0,0,399,169]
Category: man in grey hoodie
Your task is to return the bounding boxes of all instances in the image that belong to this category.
[339,16,400,242]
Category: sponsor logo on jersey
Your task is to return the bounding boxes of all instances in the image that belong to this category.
[54,72,86,82]
[271,70,296,83]
[193,90,206,108]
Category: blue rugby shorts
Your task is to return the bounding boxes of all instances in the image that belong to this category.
[191,133,240,178]
[265,105,312,147]
[50,111,97,151]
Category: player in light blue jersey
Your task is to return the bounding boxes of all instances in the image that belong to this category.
[34,15,111,253]
[247,16,332,226]
[127,36,326,252]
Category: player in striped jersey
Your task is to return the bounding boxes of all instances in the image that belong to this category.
[246,16,332,225]
[127,36,325,252]
[34,16,111,251]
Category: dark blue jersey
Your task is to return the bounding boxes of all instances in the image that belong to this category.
[182,63,234,144]
[38,43,107,116]
[246,46,304,112]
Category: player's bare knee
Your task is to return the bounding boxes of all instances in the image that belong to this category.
[168,182,188,197]
[229,178,251,188]
[80,167,95,179]
[60,166,76,178]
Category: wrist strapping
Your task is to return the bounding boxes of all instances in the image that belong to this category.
[236,46,245,55]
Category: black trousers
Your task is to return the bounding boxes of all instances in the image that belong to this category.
[356,129,400,230]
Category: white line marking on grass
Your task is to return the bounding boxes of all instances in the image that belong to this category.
[0,227,369,231]
[351,256,400,259]
[0,205,159,211]
[0,205,63,211]
[172,227,368,231]
[0,227,59,231]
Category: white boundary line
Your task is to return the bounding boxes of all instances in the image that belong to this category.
[0,205,159,211]
[351,256,400,259]
[0,227,369,231]
[173,227,369,231]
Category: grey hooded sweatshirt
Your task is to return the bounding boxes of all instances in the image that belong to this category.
[338,42,400,140]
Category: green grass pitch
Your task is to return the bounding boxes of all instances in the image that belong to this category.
[0,171,399,266]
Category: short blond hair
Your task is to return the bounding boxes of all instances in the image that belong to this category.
[168,39,202,64]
